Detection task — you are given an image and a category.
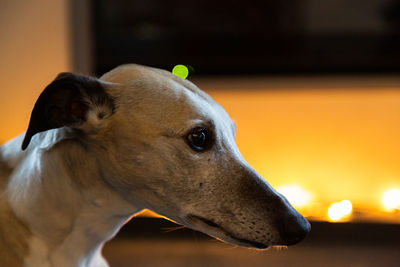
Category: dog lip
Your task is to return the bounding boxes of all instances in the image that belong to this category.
[225,232,269,249]
[186,215,268,249]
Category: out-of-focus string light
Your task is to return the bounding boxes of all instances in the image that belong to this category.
[328,200,353,221]
[276,184,312,208]
[382,189,400,212]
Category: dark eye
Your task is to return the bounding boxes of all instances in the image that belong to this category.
[187,127,209,152]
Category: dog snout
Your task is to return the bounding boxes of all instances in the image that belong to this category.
[275,196,311,246]
[280,211,311,245]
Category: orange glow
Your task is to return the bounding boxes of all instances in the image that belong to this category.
[197,77,400,223]
[276,184,312,208]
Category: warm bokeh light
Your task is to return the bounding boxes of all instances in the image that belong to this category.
[276,184,312,208]
[328,200,353,221]
[382,189,400,212]
[198,78,400,223]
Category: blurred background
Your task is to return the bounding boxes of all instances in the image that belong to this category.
[1,0,400,266]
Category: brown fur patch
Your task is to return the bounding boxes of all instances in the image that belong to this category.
[0,158,31,266]
[0,198,31,266]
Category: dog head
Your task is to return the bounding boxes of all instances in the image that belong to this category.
[22,64,310,249]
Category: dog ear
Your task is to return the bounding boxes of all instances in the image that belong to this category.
[21,73,115,150]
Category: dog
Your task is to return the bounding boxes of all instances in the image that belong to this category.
[0,64,310,267]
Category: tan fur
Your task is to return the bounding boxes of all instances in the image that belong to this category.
[0,166,31,267]
[0,204,30,267]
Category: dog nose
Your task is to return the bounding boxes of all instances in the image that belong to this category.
[280,211,311,246]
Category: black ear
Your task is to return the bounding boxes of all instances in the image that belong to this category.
[21,73,115,150]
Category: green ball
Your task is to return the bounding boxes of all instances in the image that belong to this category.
[172,65,189,79]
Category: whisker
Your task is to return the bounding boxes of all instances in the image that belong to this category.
[162,225,186,233]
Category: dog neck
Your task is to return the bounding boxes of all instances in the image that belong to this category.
[1,130,141,267]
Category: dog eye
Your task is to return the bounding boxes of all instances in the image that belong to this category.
[187,127,209,152]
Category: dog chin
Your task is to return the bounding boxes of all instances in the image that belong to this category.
[185,214,269,249]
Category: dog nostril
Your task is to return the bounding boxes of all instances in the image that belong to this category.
[280,213,311,246]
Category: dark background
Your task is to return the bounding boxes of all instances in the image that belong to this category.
[103,218,400,267]
[93,0,400,76]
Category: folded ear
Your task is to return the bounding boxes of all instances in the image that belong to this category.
[21,72,115,150]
